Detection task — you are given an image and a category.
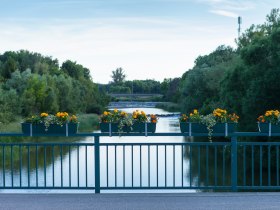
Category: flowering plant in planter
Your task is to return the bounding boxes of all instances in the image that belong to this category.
[257,110,280,124]
[100,109,133,133]
[23,112,79,134]
[150,114,158,123]
[179,114,188,122]
[257,110,280,134]
[100,109,157,133]
[132,110,158,123]
[131,110,157,133]
[132,110,148,122]
[179,108,239,141]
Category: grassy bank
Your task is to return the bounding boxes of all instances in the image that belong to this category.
[155,102,181,112]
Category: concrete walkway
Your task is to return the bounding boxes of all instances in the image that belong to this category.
[0,193,280,210]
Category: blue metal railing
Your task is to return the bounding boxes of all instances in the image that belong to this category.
[0,132,280,193]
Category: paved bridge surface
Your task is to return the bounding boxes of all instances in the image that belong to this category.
[1,193,280,209]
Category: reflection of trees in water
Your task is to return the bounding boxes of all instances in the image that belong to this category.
[185,136,280,191]
[0,136,86,171]
[184,137,231,190]
[237,143,280,187]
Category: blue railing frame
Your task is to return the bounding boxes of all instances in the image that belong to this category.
[0,131,280,193]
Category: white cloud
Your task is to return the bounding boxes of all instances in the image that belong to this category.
[196,0,257,13]
[210,10,238,18]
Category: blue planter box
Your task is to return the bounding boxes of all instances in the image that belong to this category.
[180,122,236,135]
[99,123,131,133]
[22,123,78,135]
[132,122,156,133]
[258,123,280,134]
[100,122,156,133]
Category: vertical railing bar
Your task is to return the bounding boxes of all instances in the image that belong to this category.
[156,145,158,188]
[260,146,262,186]
[251,145,254,186]
[94,136,100,193]
[28,146,30,188]
[165,145,167,187]
[268,146,271,186]
[19,145,22,187]
[231,137,238,192]
[106,145,109,187]
[69,145,71,187]
[115,145,117,187]
[132,145,134,188]
[11,145,13,187]
[198,146,201,187]
[243,145,246,186]
[148,145,150,187]
[181,145,183,187]
[52,145,55,187]
[36,145,38,187]
[206,145,209,186]
[140,145,142,188]
[173,145,175,187]
[86,145,88,188]
[60,145,63,187]
[123,145,125,187]
[214,146,217,187]
[222,146,225,186]
[44,145,47,187]
[44,146,47,187]
[2,146,5,187]
[77,145,80,187]
[52,146,55,187]
[277,146,279,186]
[190,145,192,187]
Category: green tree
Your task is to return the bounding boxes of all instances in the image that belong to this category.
[111,67,126,84]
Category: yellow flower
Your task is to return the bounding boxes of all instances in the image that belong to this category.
[114,109,118,113]
[41,113,48,117]
[103,111,108,116]
[193,109,198,114]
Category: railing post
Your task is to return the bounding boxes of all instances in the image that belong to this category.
[94,136,100,194]
[231,136,237,192]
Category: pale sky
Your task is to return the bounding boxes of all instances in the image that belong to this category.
[0,0,278,83]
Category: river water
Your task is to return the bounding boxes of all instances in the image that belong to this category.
[0,108,197,193]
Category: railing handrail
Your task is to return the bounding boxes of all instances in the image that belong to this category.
[0,131,279,137]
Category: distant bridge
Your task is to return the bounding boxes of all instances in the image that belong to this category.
[109,93,163,98]
[108,101,162,108]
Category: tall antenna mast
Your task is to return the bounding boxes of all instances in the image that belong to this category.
[238,16,242,37]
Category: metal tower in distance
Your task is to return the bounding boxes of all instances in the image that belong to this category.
[238,16,242,37]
